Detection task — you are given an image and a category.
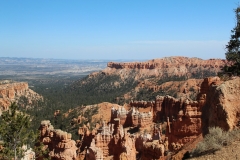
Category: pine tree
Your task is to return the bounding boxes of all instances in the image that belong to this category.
[0,103,35,160]
[225,7,240,75]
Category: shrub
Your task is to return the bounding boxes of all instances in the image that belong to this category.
[191,127,240,157]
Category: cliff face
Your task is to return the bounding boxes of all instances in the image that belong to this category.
[203,77,240,131]
[128,77,221,148]
[129,95,203,146]
[105,57,227,80]
[0,81,42,111]
[107,57,227,70]
[74,57,227,104]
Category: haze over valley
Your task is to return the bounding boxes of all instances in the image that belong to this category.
[1,1,240,160]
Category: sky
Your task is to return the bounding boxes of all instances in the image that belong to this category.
[0,0,240,60]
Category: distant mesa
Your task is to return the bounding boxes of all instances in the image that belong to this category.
[107,56,228,70]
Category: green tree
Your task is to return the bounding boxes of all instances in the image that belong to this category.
[0,103,35,160]
[225,7,240,75]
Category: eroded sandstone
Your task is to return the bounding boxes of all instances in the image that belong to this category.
[0,81,42,111]
[38,76,232,160]
[105,57,228,81]
[203,77,240,131]
[37,120,78,160]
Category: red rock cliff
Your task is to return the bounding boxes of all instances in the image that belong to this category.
[102,57,229,81]
[107,56,227,70]
[203,77,240,132]
[128,77,221,148]
[0,81,42,111]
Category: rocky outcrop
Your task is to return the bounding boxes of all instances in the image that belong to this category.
[140,140,166,160]
[203,77,240,131]
[109,94,202,146]
[90,102,122,123]
[127,77,221,148]
[37,120,78,160]
[110,105,153,128]
[0,81,42,111]
[135,124,168,160]
[77,119,136,160]
[165,98,202,146]
[170,76,240,160]
[70,102,123,126]
[129,95,203,147]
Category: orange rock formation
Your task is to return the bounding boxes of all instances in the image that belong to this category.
[39,76,237,160]
[37,120,78,160]
[203,77,240,132]
[77,118,137,160]
[107,57,227,70]
[105,57,228,81]
[106,77,216,157]
[0,81,42,111]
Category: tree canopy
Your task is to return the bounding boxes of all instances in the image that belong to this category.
[224,7,240,75]
[0,103,35,160]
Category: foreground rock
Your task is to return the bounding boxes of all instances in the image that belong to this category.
[37,120,78,160]
[203,77,240,132]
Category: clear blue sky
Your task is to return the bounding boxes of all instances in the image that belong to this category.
[0,0,239,60]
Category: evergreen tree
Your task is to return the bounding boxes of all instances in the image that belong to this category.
[0,103,35,160]
[225,7,240,75]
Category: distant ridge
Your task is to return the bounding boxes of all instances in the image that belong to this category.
[107,56,227,70]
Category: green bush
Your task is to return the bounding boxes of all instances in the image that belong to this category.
[191,127,240,157]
